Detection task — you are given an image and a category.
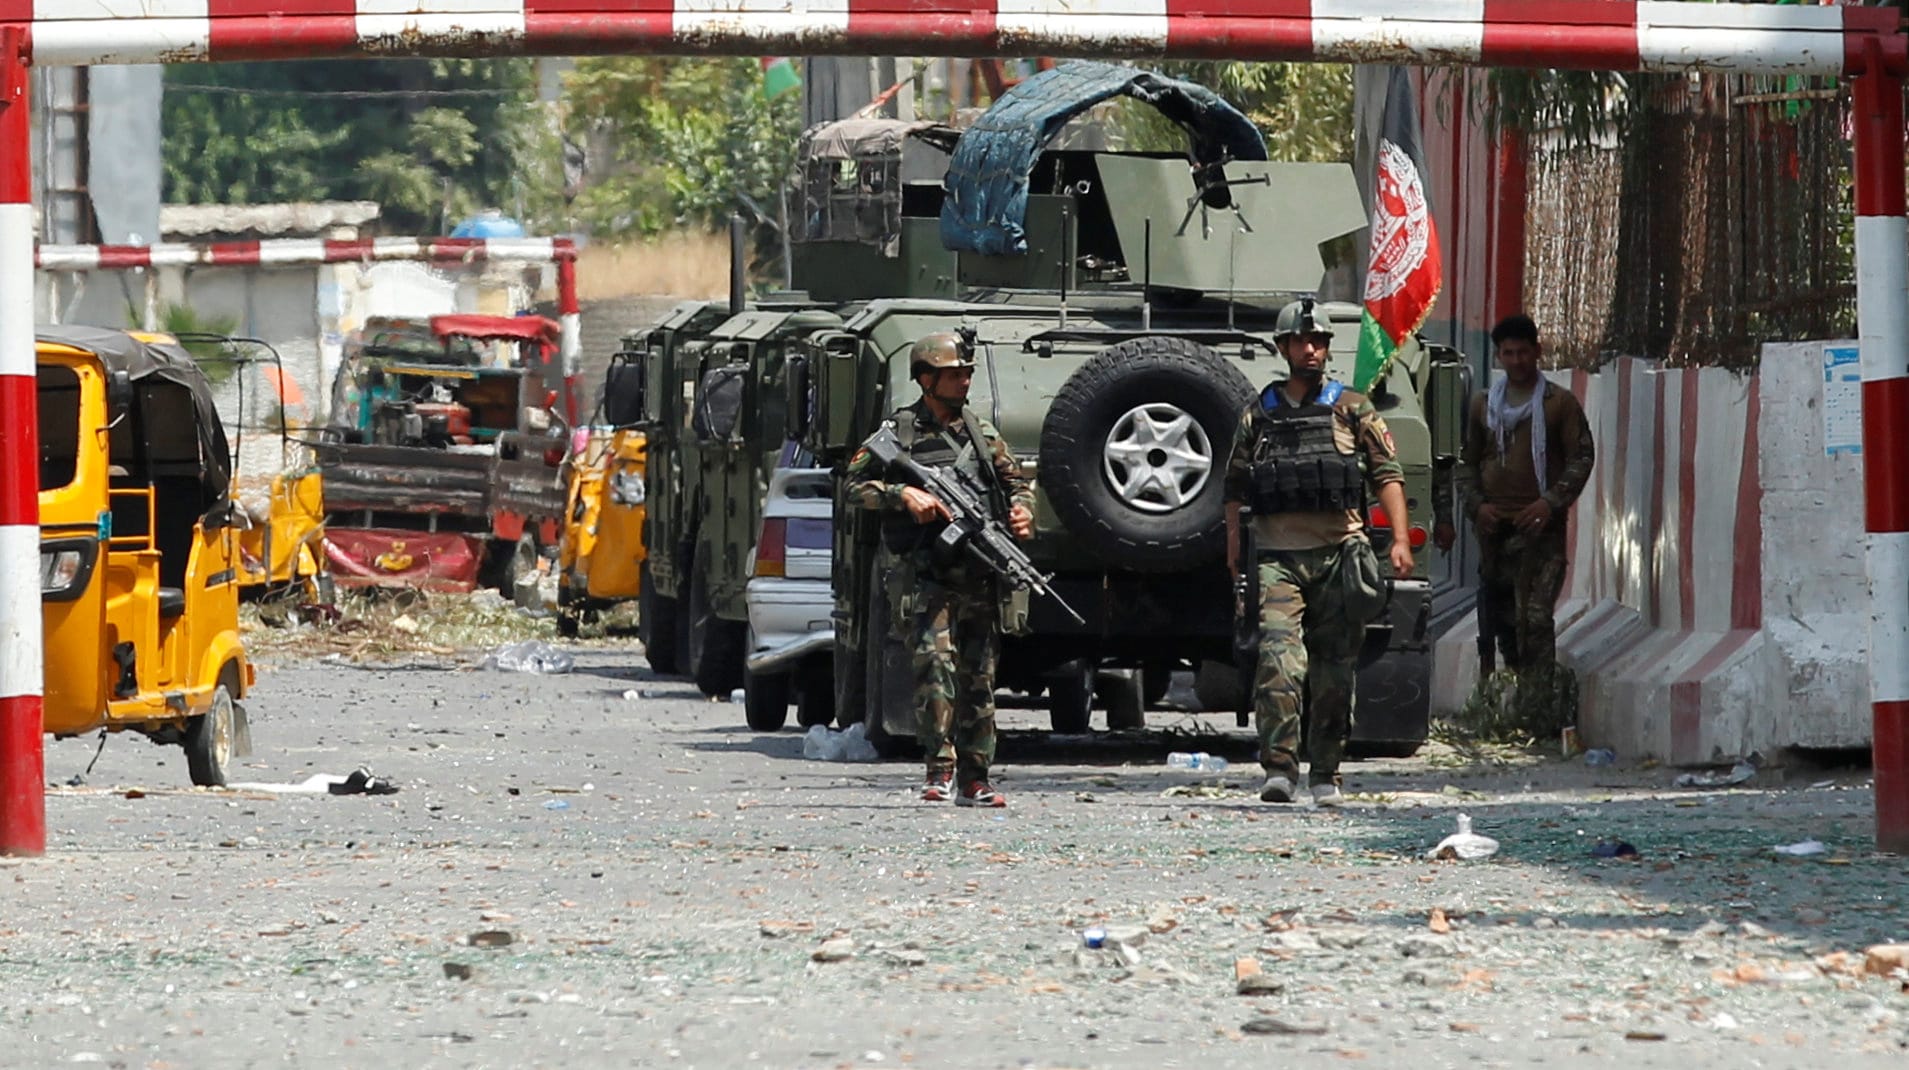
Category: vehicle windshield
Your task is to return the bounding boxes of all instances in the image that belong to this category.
[37,364,80,490]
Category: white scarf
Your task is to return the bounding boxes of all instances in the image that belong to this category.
[1486,376,1548,492]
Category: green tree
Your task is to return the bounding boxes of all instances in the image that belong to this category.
[560,57,805,237]
[161,59,538,233]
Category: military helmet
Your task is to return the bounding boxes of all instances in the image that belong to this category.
[908,332,975,378]
[1273,298,1331,341]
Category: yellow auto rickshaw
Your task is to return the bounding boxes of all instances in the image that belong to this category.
[556,426,647,637]
[160,331,332,603]
[37,325,254,786]
[234,467,329,600]
[555,351,649,637]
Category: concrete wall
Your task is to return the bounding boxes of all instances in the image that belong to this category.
[1432,342,1870,762]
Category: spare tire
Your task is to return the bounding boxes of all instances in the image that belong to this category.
[1038,336,1257,572]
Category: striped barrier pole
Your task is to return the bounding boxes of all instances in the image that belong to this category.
[557,255,581,425]
[1853,45,1909,855]
[0,3,1895,77]
[0,24,43,858]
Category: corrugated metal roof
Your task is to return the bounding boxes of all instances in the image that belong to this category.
[159,201,382,239]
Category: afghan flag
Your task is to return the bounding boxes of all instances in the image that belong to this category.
[1353,68,1443,393]
[760,57,802,100]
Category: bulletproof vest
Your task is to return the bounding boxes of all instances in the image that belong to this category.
[1247,380,1366,515]
[880,404,1000,558]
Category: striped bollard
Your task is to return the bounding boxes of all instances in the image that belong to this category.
[1853,53,1909,855]
[0,25,44,858]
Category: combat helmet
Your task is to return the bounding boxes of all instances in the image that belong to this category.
[908,331,976,378]
[1273,297,1331,341]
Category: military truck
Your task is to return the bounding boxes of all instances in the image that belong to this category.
[627,117,961,698]
[798,62,1468,756]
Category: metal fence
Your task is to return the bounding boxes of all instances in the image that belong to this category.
[1525,73,1855,369]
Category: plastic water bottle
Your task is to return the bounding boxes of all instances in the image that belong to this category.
[1167,752,1228,773]
[1583,748,1616,767]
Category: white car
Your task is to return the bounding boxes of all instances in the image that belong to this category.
[742,443,836,731]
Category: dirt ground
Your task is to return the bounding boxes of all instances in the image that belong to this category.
[3,611,1907,1069]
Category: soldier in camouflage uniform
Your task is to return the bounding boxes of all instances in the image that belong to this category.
[843,332,1035,808]
[1224,299,1416,806]
[1451,314,1594,695]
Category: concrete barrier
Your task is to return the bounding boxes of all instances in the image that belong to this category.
[1432,342,1870,763]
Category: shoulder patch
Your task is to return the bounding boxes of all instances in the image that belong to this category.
[851,447,869,465]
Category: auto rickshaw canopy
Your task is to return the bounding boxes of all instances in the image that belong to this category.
[37,324,232,513]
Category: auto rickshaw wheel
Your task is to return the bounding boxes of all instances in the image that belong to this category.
[508,535,542,610]
[185,682,238,788]
[557,575,585,638]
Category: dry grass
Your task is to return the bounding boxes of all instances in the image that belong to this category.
[576,231,734,302]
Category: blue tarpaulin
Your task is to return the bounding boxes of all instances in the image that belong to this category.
[939,62,1268,257]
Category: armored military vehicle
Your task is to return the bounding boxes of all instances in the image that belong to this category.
[627,118,961,697]
[800,62,1468,756]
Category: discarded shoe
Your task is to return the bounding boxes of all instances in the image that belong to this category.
[328,767,399,796]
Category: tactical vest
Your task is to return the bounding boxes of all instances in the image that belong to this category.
[1247,380,1366,515]
[879,404,1005,558]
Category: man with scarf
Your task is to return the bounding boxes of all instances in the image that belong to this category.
[1454,314,1595,695]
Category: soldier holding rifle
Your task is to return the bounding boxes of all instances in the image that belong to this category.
[844,333,1037,808]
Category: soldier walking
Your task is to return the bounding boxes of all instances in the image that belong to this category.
[1224,299,1415,806]
[1453,314,1595,701]
[844,333,1035,808]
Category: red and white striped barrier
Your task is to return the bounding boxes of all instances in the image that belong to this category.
[1853,67,1909,850]
[0,26,41,857]
[0,1,1895,75]
[34,236,575,272]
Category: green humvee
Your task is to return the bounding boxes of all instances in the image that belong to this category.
[798,63,1469,756]
[626,118,960,697]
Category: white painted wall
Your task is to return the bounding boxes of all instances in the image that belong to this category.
[1756,340,1871,749]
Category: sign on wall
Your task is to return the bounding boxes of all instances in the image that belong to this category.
[1824,344,1862,456]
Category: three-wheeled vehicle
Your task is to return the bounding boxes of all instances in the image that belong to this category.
[37,325,254,787]
[555,351,649,636]
[319,314,572,598]
[170,332,332,603]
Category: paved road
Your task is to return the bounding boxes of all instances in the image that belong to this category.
[4,642,1905,1068]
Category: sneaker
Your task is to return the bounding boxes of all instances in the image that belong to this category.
[1259,774,1296,803]
[922,771,954,802]
[1310,782,1345,808]
[955,781,1006,808]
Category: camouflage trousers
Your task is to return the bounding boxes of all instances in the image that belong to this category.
[1477,522,1568,675]
[1253,543,1365,785]
[907,576,1000,783]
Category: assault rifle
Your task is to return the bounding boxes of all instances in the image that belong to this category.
[863,424,1085,626]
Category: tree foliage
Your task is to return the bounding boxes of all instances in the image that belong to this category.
[560,57,805,237]
[1109,62,1356,162]
[161,59,538,232]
